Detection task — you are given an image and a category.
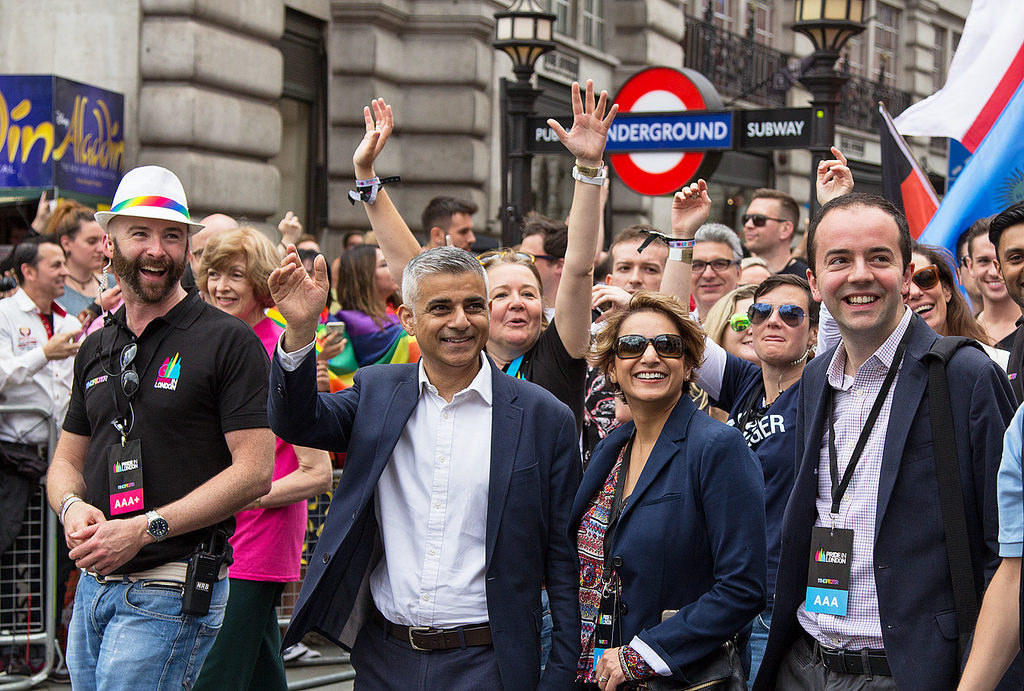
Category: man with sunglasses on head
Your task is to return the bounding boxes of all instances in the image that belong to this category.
[691,223,743,321]
[753,193,1015,691]
[45,166,275,690]
[743,189,808,277]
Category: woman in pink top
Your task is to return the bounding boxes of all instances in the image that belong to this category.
[194,227,333,691]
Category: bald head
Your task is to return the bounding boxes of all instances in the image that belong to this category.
[190,213,239,274]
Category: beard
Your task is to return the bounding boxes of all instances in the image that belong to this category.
[110,238,186,304]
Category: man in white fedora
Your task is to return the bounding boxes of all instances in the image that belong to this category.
[45,165,275,690]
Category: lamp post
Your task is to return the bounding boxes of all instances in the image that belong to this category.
[793,0,865,218]
[493,0,556,246]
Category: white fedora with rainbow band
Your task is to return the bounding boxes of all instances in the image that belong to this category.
[95,165,205,234]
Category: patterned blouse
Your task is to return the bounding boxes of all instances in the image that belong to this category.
[576,444,656,683]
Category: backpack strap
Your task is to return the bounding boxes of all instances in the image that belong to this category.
[921,336,984,663]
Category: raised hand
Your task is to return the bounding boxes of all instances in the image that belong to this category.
[816,146,854,205]
[269,244,330,351]
[353,98,395,179]
[547,80,618,167]
[278,211,303,245]
[672,179,712,238]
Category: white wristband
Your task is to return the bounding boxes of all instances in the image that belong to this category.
[572,165,607,186]
[59,496,84,525]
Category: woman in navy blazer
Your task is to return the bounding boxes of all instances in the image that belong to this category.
[572,291,766,689]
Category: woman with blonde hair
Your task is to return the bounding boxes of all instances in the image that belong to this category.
[194,227,333,691]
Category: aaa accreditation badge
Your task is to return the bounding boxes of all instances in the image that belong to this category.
[805,526,853,616]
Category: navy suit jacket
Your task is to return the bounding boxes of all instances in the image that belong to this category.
[570,395,766,679]
[754,315,1014,691]
[269,351,583,691]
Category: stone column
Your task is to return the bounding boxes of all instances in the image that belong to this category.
[137,0,285,221]
[327,0,496,239]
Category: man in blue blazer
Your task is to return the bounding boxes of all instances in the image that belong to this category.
[754,194,1015,691]
[266,246,582,690]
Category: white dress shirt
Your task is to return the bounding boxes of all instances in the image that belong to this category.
[278,339,494,627]
[0,289,80,444]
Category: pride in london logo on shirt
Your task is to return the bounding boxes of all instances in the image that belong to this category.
[155,353,181,390]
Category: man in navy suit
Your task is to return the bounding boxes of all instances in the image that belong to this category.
[753,194,1014,690]
[266,245,582,690]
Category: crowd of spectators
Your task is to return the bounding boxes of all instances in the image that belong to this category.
[1,77,1024,691]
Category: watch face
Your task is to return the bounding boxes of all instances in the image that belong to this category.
[148,514,169,539]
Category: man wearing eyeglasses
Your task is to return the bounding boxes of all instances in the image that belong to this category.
[743,189,809,277]
[754,193,1014,691]
[691,223,743,320]
[44,166,275,690]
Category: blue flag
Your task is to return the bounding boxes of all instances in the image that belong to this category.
[918,80,1024,253]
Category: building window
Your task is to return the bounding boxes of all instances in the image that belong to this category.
[749,0,774,45]
[272,9,327,237]
[873,2,901,84]
[841,35,867,78]
[933,25,948,91]
[550,0,574,38]
[546,0,605,49]
[711,0,736,33]
[581,0,604,50]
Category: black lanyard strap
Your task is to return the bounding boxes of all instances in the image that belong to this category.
[826,319,914,516]
[602,433,634,581]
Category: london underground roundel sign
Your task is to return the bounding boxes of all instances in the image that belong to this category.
[609,67,725,196]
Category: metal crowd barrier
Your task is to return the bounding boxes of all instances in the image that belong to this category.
[0,406,59,689]
[278,469,353,688]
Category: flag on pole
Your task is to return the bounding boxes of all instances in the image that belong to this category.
[918,81,1024,251]
[878,103,939,239]
[893,0,1024,152]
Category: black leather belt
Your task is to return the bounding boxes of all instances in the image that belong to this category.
[808,635,892,676]
[373,610,492,651]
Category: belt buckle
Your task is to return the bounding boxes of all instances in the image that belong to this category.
[407,626,431,651]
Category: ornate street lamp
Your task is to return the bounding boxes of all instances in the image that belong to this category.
[493,0,556,246]
[792,0,865,217]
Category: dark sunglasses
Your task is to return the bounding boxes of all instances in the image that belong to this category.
[728,313,751,332]
[742,213,788,227]
[614,333,685,359]
[748,303,806,327]
[911,265,940,290]
[120,342,139,399]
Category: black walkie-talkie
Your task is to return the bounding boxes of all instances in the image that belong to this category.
[182,531,224,616]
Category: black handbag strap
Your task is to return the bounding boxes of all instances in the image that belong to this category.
[922,336,983,662]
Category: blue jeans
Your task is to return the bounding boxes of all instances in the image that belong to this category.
[747,603,772,690]
[67,571,228,690]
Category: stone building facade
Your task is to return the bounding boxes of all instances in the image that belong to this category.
[0,0,970,253]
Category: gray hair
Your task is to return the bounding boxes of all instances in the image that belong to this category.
[401,246,489,306]
[695,223,743,262]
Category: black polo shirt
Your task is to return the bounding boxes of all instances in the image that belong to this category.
[63,290,270,573]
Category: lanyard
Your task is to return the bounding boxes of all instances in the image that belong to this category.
[825,320,914,516]
[504,354,525,379]
[602,433,635,580]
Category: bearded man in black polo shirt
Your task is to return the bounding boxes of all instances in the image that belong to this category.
[45,166,274,690]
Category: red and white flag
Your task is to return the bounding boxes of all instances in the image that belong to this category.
[893,0,1024,152]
